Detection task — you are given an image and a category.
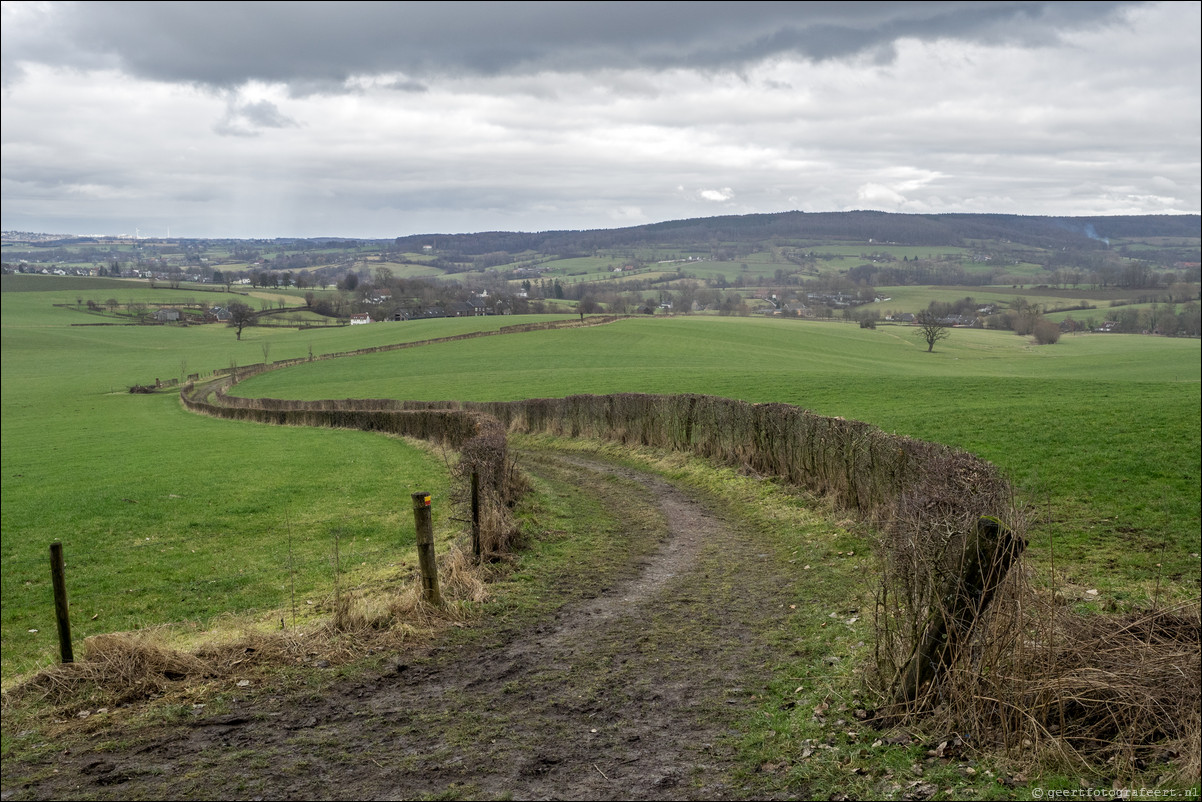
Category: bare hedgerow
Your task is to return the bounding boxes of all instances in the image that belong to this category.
[451,430,528,558]
[869,453,1022,709]
[871,483,1200,784]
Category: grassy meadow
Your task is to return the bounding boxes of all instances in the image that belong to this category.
[0,277,575,682]
[3,276,1199,686]
[234,315,1202,607]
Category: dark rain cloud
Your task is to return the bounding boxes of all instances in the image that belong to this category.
[4,1,1136,90]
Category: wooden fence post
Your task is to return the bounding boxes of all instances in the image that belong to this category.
[893,516,1025,705]
[49,542,74,664]
[411,492,443,607]
[471,471,482,562]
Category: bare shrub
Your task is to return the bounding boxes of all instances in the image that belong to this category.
[1032,317,1062,344]
[451,430,527,558]
[871,463,1022,707]
[872,528,1200,784]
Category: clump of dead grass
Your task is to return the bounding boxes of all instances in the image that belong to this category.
[992,600,1202,782]
[2,545,498,716]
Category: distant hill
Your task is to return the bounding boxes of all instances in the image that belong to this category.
[6,211,1197,254]
[392,211,1200,256]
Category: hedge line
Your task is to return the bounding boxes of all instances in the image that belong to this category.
[462,394,1008,524]
[181,312,1009,550]
[183,379,499,450]
[188,378,1008,530]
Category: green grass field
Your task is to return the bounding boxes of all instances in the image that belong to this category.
[3,278,1199,686]
[361,258,445,279]
[875,284,1113,314]
[0,280,576,681]
[234,316,1201,608]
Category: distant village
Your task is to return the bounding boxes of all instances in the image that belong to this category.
[4,220,1198,337]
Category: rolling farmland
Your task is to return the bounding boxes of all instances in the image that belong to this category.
[4,277,1200,684]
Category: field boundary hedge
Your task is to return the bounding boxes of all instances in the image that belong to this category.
[199,389,1009,524]
[180,312,1012,543]
[179,317,631,519]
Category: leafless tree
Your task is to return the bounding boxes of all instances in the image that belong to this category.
[228,302,255,340]
[915,310,950,352]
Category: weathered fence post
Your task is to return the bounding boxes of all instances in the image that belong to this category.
[893,516,1025,706]
[470,471,482,562]
[411,492,443,606]
[49,542,74,664]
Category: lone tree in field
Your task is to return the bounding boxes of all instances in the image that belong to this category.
[915,310,950,352]
[227,301,255,340]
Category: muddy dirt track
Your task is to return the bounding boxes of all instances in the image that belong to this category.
[3,452,805,801]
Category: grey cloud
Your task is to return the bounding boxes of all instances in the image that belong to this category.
[237,100,297,129]
[213,99,298,137]
[382,80,430,94]
[3,1,1194,237]
[3,1,1138,91]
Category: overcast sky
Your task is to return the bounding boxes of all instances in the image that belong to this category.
[2,1,1199,239]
